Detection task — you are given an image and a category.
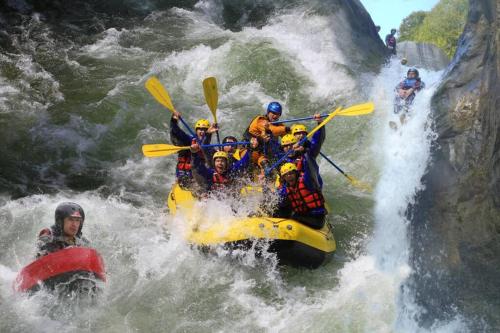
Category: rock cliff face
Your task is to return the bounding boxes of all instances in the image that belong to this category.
[397,41,450,70]
[409,0,500,329]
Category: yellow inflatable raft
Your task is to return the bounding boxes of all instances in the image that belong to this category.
[167,183,336,268]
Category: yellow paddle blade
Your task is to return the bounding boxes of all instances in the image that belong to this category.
[337,102,374,116]
[202,77,218,123]
[307,107,342,139]
[145,76,176,113]
[142,144,190,157]
[346,174,373,192]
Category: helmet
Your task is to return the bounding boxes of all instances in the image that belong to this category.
[281,134,298,146]
[401,57,408,65]
[54,202,85,237]
[407,68,419,77]
[291,124,308,135]
[213,151,228,160]
[391,28,396,34]
[195,119,210,129]
[280,163,297,176]
[222,136,238,144]
[267,102,282,115]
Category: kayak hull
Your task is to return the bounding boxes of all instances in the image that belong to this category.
[14,247,106,293]
[168,183,336,268]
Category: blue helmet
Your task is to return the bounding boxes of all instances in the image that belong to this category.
[267,101,282,115]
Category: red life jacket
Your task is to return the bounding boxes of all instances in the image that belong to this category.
[177,155,191,171]
[286,177,325,214]
[212,172,231,191]
[177,138,205,172]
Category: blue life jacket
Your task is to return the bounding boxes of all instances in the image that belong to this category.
[402,78,418,89]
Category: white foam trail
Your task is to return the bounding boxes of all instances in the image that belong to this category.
[370,62,441,271]
[81,28,146,59]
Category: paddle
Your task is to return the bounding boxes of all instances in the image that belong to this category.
[143,142,249,158]
[265,107,343,175]
[145,76,198,139]
[203,77,221,144]
[319,152,372,192]
[270,102,374,124]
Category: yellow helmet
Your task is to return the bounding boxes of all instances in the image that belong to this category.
[195,119,210,129]
[281,134,298,146]
[280,162,297,176]
[291,124,308,135]
[213,151,228,160]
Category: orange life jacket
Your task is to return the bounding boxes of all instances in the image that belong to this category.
[286,177,325,214]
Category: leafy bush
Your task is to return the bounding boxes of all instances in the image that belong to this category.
[398,0,468,58]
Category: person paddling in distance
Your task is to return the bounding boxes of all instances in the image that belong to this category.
[170,110,218,188]
[37,202,90,258]
[385,28,397,55]
[274,162,327,230]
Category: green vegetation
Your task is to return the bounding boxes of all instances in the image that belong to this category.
[398,11,427,42]
[398,0,468,58]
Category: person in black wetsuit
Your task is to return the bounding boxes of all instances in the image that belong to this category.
[36,202,90,258]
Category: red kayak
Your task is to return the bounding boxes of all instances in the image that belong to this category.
[14,247,106,293]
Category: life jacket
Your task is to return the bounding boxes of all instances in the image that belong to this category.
[211,172,231,191]
[176,138,206,173]
[402,78,418,90]
[286,177,325,214]
[177,155,191,171]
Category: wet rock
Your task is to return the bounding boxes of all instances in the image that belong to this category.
[408,0,500,329]
[397,41,450,71]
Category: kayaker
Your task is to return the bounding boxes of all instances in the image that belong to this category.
[395,68,425,104]
[190,143,250,194]
[36,202,90,258]
[274,162,326,229]
[170,111,218,188]
[385,28,397,55]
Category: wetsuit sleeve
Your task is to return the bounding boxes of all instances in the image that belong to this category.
[274,185,292,217]
[302,154,322,191]
[308,126,325,159]
[230,148,251,174]
[76,236,90,247]
[170,116,193,146]
[191,152,213,189]
[202,133,212,145]
[268,123,288,137]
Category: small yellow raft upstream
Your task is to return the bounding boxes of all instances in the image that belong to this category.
[167,183,336,268]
